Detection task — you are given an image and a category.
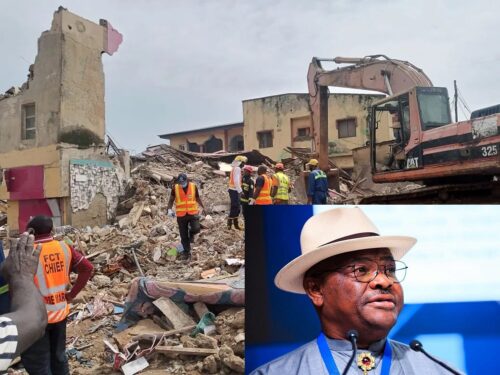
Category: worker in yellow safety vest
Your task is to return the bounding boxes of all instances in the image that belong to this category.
[228,155,247,230]
[21,215,93,374]
[253,165,273,205]
[167,173,205,260]
[271,162,291,205]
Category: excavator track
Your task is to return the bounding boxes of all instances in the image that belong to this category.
[359,180,500,204]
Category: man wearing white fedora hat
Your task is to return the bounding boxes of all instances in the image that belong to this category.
[252,207,462,375]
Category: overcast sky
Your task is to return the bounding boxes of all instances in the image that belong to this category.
[1,0,498,154]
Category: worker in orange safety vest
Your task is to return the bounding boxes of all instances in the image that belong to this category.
[21,215,93,375]
[167,173,205,260]
[253,165,273,205]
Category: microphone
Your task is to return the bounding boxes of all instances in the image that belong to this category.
[410,340,461,375]
[342,330,358,375]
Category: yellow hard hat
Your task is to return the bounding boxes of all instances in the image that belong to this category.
[235,155,247,163]
[307,158,319,166]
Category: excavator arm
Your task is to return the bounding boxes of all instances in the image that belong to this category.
[307,55,433,169]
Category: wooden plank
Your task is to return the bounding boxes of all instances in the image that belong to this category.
[131,325,196,342]
[193,302,210,320]
[130,201,145,227]
[152,297,196,329]
[86,247,116,260]
[154,346,218,356]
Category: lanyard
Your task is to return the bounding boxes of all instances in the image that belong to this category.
[317,333,393,375]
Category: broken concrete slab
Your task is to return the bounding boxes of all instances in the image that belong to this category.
[121,356,149,375]
[152,297,196,329]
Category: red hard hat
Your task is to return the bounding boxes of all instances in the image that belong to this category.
[243,165,254,172]
[275,163,284,170]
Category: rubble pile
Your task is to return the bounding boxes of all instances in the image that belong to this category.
[281,153,342,204]
[282,147,422,204]
[7,147,245,374]
[71,153,243,374]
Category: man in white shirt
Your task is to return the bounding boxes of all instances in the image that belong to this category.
[227,155,247,230]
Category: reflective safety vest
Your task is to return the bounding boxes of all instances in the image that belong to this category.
[175,182,199,217]
[34,240,72,324]
[240,176,253,203]
[313,169,328,186]
[256,175,273,205]
[274,171,290,201]
[228,167,241,189]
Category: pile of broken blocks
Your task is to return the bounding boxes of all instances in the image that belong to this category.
[7,148,245,374]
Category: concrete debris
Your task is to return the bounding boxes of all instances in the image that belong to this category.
[152,297,197,329]
[121,356,149,375]
[283,147,423,204]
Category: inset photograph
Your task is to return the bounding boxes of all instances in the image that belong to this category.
[246,205,500,375]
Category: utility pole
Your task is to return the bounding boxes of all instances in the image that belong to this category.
[454,80,458,122]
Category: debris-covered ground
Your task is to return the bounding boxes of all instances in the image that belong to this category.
[6,147,247,374]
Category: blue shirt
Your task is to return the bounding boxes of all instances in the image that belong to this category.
[307,169,328,203]
[251,337,464,375]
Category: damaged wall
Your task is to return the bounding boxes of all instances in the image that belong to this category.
[69,159,123,222]
[243,93,392,168]
[0,8,119,152]
[0,8,123,232]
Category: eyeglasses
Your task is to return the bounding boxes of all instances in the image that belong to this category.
[332,259,408,283]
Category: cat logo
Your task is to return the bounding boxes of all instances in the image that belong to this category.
[406,157,419,169]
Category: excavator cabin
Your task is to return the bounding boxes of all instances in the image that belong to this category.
[307,55,500,187]
[369,86,500,184]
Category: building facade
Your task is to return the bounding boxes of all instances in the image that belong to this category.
[159,122,244,153]
[243,93,393,170]
[0,8,124,233]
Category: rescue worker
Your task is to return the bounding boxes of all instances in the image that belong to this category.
[21,216,94,375]
[271,162,291,205]
[253,165,273,205]
[306,158,328,204]
[240,165,255,217]
[167,173,205,260]
[228,155,247,230]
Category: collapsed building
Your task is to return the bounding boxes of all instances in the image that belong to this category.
[0,8,249,374]
[0,7,125,234]
[160,93,393,173]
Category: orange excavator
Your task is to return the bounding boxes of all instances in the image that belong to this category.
[307,55,500,192]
